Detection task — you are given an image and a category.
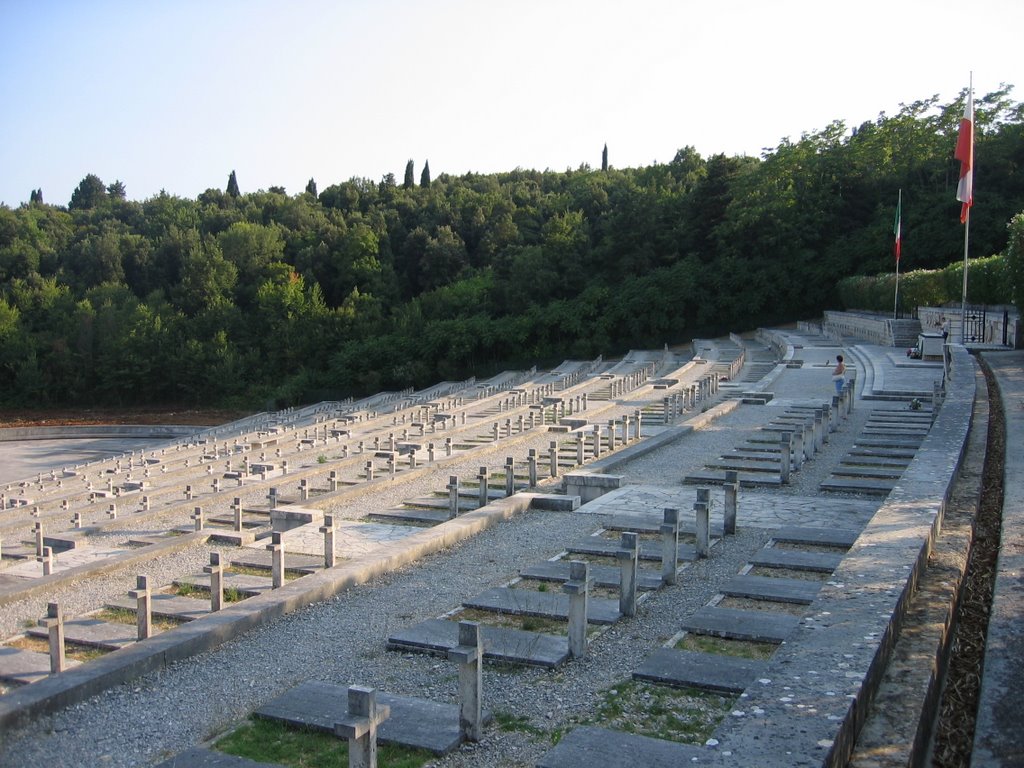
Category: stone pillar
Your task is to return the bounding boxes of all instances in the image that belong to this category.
[576,436,585,465]
[592,425,601,458]
[365,461,375,482]
[616,532,639,617]
[329,470,340,492]
[607,420,616,450]
[634,409,643,440]
[108,502,117,520]
[723,471,739,535]
[335,686,391,768]
[504,457,515,496]
[447,621,484,742]
[427,443,435,463]
[185,484,193,501]
[204,553,224,612]
[549,441,558,478]
[38,546,54,576]
[267,531,285,589]
[692,499,708,561]
[436,475,456,521]
[562,560,591,659]
[527,450,538,487]
[38,602,66,674]
[192,506,204,532]
[387,454,396,480]
[299,479,309,501]
[792,427,804,470]
[268,487,278,510]
[477,467,489,507]
[321,514,336,568]
[34,521,43,557]
[130,575,152,640]
[780,433,791,483]
[622,414,632,444]
[72,511,83,529]
[661,508,680,585]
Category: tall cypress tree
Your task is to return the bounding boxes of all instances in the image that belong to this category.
[305,178,317,197]
[420,160,431,188]
[226,170,240,197]
[403,160,415,189]
[602,143,608,172]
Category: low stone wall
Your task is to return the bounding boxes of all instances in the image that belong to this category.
[0,425,201,443]
[823,310,892,345]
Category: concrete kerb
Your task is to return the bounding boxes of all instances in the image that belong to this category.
[0,425,204,443]
[0,492,543,733]
[703,344,976,767]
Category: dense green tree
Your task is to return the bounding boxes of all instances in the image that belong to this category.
[305,178,317,197]
[403,160,415,189]
[29,189,43,204]
[226,170,240,198]
[602,143,608,172]
[107,180,127,200]
[69,174,107,210]
[420,160,431,188]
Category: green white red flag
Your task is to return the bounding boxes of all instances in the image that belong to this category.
[955,88,974,223]
[893,190,902,262]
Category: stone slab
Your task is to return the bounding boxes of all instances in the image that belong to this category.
[153,747,282,767]
[852,437,923,449]
[681,605,799,643]
[463,587,620,625]
[520,560,662,591]
[829,465,904,479]
[228,550,324,574]
[633,647,768,693]
[683,470,782,487]
[175,572,274,597]
[566,537,698,562]
[720,574,821,604]
[748,548,843,572]
[771,526,859,548]
[386,618,568,667]
[820,477,897,495]
[848,447,918,459]
[536,725,705,767]
[105,593,210,622]
[367,508,450,525]
[0,646,81,684]
[839,456,911,468]
[26,618,136,650]
[703,458,782,473]
[254,680,489,754]
[605,516,724,538]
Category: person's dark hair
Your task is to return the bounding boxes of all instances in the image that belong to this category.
[836,355,844,362]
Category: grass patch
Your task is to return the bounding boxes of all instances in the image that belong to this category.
[94,607,183,632]
[675,633,777,660]
[493,710,545,736]
[717,596,806,616]
[454,608,570,636]
[573,678,734,744]
[7,635,108,663]
[216,718,433,768]
[747,565,827,581]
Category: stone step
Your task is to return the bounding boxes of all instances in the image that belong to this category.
[605,515,725,538]
[748,548,843,573]
[852,437,923,448]
[839,456,911,468]
[681,605,799,643]
[633,647,768,693]
[771,526,860,548]
[703,458,782,473]
[848,446,918,459]
[228,550,324,574]
[387,618,568,668]
[820,477,898,495]
[152,747,281,767]
[25,617,136,651]
[519,560,663,591]
[536,725,705,767]
[173,571,274,598]
[463,587,621,625]
[565,537,699,563]
[683,470,782,487]
[254,680,490,755]
[0,645,82,684]
[105,593,210,622]
[720,574,821,605]
[829,465,904,479]
[367,508,451,525]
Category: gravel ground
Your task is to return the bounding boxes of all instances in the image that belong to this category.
[0,355,892,768]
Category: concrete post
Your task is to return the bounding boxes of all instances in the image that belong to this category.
[447,621,484,742]
[723,470,739,535]
[694,490,710,559]
[130,575,152,640]
[192,506,204,532]
[204,552,224,612]
[549,441,558,478]
[267,531,284,589]
[38,602,66,674]
[616,532,639,617]
[563,560,591,659]
[447,475,460,519]
[792,427,804,470]
[365,461,375,482]
[527,450,538,487]
[592,425,601,458]
[34,521,43,557]
[660,508,680,585]
[335,686,391,768]
[780,433,791,484]
[38,546,54,576]
[477,467,489,508]
[321,514,336,568]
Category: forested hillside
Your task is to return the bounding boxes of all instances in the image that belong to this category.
[2,88,1023,409]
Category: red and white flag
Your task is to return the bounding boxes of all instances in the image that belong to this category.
[893,190,902,262]
[955,88,974,223]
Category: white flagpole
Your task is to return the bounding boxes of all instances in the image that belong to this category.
[959,73,973,343]
[893,188,901,319]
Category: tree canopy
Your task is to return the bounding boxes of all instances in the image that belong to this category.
[3,87,1023,409]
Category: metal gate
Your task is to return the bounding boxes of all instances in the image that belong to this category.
[962,305,987,344]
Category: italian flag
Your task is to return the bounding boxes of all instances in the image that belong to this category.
[955,87,974,223]
[893,190,902,262]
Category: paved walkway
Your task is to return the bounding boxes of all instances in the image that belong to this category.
[972,350,1024,767]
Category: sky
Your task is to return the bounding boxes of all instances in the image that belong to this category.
[1,0,1022,208]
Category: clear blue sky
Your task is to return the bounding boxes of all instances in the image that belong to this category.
[2,0,1022,207]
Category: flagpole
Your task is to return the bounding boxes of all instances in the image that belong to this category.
[956,72,974,344]
[960,207,970,342]
[893,188,902,319]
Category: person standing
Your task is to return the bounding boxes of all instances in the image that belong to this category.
[832,355,846,395]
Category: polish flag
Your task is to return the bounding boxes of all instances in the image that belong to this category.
[955,88,974,223]
[893,191,902,262]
